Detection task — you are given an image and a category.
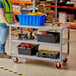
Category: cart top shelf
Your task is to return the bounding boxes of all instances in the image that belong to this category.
[9,23,70,30]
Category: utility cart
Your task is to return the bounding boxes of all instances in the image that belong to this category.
[9,23,70,69]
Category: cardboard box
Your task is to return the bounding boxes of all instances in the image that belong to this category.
[12,5,23,13]
[12,5,16,12]
[72,1,76,7]
[38,2,51,13]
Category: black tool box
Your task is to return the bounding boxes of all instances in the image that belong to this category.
[36,50,60,59]
[37,32,60,43]
[18,44,39,55]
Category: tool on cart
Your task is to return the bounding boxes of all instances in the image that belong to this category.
[18,44,39,55]
[36,50,60,59]
[18,28,38,40]
[27,28,38,39]
[21,43,31,48]
[18,33,28,40]
[37,31,60,43]
[50,23,60,27]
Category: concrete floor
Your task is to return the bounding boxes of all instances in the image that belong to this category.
[0,29,76,76]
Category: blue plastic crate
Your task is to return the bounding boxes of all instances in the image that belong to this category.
[18,14,45,26]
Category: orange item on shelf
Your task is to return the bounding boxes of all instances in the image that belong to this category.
[10,0,33,4]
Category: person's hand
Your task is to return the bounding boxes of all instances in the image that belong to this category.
[14,20,19,24]
[6,22,9,26]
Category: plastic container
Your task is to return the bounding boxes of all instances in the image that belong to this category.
[37,32,60,43]
[18,44,39,55]
[18,14,45,26]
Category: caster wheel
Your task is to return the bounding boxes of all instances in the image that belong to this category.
[36,52,40,57]
[13,57,18,63]
[36,52,39,57]
[63,58,68,63]
[56,63,62,69]
[23,59,26,63]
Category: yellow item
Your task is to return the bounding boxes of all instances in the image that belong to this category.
[54,25,58,27]
[39,50,55,54]
[0,0,12,23]
[28,12,43,15]
[50,24,58,27]
[36,12,43,15]
[28,12,37,15]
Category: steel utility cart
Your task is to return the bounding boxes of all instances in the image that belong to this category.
[9,23,70,69]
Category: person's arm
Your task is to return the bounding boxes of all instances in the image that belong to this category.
[12,12,19,24]
[0,8,9,25]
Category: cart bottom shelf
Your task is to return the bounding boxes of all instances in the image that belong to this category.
[11,52,68,63]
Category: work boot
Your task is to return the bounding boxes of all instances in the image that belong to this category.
[0,53,11,59]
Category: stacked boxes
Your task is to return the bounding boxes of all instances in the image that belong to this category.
[12,5,23,13]
[38,2,51,13]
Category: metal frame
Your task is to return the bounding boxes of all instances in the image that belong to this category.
[9,24,70,63]
[8,0,70,64]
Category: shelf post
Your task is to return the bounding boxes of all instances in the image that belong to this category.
[55,0,57,22]
[33,0,35,12]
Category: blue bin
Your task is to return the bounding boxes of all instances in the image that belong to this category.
[18,14,45,26]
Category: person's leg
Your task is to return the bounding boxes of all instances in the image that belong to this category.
[0,43,5,53]
[0,25,10,58]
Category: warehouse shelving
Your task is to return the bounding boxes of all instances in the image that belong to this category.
[13,12,21,15]
[11,52,67,62]
[11,38,68,46]
[51,5,76,28]
[11,0,76,29]
[51,5,76,9]
[9,23,70,69]
[10,0,58,22]
[10,0,33,4]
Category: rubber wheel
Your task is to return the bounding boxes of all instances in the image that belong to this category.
[63,58,68,63]
[36,53,40,57]
[56,63,62,69]
[13,57,18,63]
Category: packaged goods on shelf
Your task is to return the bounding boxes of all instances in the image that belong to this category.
[46,11,55,22]
[12,5,16,12]
[26,5,33,8]
[46,17,55,23]
[67,14,74,22]
[12,5,23,13]
[71,0,76,7]
[38,2,51,13]
[18,44,39,55]
[59,12,67,23]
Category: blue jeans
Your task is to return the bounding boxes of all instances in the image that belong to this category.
[0,23,9,53]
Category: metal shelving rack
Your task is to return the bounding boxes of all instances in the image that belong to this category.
[9,0,70,69]
[9,23,70,69]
